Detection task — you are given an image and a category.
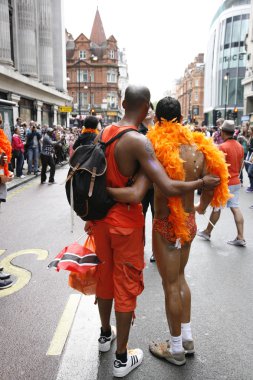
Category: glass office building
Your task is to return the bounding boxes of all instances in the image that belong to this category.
[204,0,251,126]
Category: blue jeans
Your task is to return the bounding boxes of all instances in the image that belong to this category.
[245,162,253,189]
[27,147,39,174]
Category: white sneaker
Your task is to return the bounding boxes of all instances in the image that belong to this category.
[98,325,116,352]
[113,348,143,378]
[19,175,26,179]
[197,230,210,241]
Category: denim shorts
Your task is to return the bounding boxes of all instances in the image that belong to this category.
[213,184,240,211]
[227,184,240,208]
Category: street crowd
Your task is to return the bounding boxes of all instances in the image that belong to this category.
[0,114,101,289]
[1,88,253,377]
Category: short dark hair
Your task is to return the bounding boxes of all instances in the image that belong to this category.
[156,97,181,123]
[124,85,150,111]
[84,116,99,130]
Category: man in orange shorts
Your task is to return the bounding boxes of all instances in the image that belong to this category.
[86,87,220,377]
[107,95,229,370]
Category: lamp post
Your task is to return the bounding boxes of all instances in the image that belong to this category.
[224,72,229,119]
[84,74,92,114]
[188,88,192,122]
[77,58,85,119]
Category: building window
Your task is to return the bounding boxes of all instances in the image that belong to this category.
[109,50,115,59]
[107,69,117,83]
[90,71,94,82]
[79,50,86,59]
[195,79,199,87]
[194,91,198,101]
[77,69,88,82]
[107,93,117,108]
[78,93,88,107]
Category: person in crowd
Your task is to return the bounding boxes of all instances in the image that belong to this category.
[85,85,220,378]
[0,113,14,289]
[40,127,64,184]
[26,121,41,175]
[138,102,156,262]
[107,96,228,367]
[212,118,224,145]
[11,127,25,178]
[237,124,249,185]
[66,127,75,158]
[244,125,253,193]
[73,116,99,150]
[198,120,246,246]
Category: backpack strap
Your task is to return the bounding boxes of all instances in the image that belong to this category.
[99,128,138,148]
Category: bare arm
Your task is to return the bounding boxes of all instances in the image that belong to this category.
[107,170,151,203]
[195,164,215,214]
[131,135,220,197]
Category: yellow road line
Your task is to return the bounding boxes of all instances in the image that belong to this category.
[7,181,37,200]
[47,294,81,356]
[0,249,48,298]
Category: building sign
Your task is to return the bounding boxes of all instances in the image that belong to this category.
[59,106,72,113]
[107,111,117,116]
[222,52,246,63]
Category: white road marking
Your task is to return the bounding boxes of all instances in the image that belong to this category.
[47,294,81,356]
[56,295,100,380]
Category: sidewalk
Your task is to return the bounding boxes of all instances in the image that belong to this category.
[7,162,68,191]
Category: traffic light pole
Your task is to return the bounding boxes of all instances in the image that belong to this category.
[78,60,81,118]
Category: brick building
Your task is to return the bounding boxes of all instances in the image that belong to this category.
[176,54,205,124]
[66,9,126,124]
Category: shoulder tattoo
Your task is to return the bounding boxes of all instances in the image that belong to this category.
[145,139,155,158]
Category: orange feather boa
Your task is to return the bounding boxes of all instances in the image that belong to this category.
[0,129,12,176]
[81,128,98,134]
[147,119,231,244]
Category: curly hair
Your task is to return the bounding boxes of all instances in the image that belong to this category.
[156,97,181,123]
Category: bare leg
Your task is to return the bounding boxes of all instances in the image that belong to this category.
[179,243,191,323]
[230,207,244,240]
[115,311,133,354]
[204,209,221,236]
[97,298,113,332]
[153,230,181,337]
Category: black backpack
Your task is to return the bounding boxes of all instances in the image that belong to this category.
[65,127,137,221]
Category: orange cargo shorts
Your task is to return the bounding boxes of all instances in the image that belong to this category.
[92,222,145,312]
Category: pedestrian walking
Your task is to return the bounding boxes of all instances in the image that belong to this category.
[40,128,63,184]
[26,121,41,175]
[197,120,246,246]
[244,126,253,192]
[11,127,25,178]
[212,118,224,145]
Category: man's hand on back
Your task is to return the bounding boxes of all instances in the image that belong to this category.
[202,174,220,189]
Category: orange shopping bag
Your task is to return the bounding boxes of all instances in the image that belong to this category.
[68,234,99,295]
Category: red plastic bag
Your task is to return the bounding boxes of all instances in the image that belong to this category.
[68,235,99,295]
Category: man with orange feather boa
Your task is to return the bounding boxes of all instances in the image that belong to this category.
[0,113,14,203]
[107,97,231,367]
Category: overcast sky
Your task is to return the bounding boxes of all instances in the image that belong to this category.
[64,0,222,102]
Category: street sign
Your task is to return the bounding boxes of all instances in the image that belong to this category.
[59,106,72,113]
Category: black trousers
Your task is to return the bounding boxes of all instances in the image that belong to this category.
[40,154,55,183]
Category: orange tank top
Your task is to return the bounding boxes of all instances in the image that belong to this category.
[99,124,144,228]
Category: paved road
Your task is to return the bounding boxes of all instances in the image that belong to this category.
[1,166,253,380]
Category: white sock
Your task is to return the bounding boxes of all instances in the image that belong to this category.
[170,334,183,354]
[181,322,193,342]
